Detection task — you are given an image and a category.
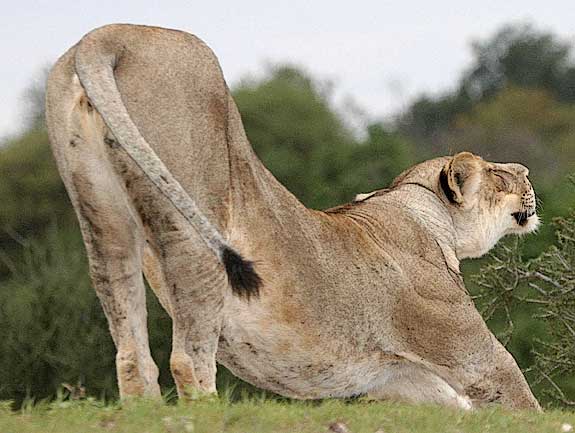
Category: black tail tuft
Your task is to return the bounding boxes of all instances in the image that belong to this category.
[222,247,262,300]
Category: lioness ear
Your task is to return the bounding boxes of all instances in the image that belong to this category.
[439,152,481,205]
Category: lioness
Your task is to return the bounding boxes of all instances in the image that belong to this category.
[46,24,541,410]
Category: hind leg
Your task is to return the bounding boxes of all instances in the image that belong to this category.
[118,150,228,399]
[141,212,227,398]
[83,114,228,400]
[50,99,160,398]
[99,128,230,399]
[69,167,161,398]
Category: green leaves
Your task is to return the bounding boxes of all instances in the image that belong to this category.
[0,226,116,404]
[0,129,72,250]
[475,208,575,406]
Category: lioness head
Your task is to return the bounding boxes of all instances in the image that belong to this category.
[386,152,539,259]
[437,152,539,258]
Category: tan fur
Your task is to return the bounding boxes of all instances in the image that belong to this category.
[46,24,541,410]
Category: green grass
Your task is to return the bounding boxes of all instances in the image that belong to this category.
[1,397,574,433]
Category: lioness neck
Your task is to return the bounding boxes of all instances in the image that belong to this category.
[338,184,460,272]
[387,184,457,249]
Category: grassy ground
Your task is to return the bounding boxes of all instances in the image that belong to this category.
[0,397,574,433]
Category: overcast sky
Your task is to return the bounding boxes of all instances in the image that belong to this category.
[1,0,574,139]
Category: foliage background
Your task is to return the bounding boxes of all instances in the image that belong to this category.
[0,23,574,407]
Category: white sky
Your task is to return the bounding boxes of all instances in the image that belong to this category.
[1,0,574,139]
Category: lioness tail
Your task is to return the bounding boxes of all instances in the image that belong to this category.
[74,26,260,299]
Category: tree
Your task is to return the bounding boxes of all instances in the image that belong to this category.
[21,67,49,131]
[400,23,575,154]
[0,129,72,275]
[338,123,413,196]
[463,24,575,104]
[529,209,575,405]
[446,87,575,177]
[234,65,413,209]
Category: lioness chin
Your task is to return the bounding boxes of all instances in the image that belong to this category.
[45,23,541,410]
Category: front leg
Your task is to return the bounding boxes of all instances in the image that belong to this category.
[391,271,540,411]
[368,361,472,409]
[467,335,541,411]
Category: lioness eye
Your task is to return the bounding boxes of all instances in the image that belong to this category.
[491,170,510,191]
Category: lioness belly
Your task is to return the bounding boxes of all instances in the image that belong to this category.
[217,319,471,409]
[216,308,394,399]
[217,335,381,398]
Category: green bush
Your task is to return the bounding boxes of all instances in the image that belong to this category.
[0,227,115,403]
[474,196,575,407]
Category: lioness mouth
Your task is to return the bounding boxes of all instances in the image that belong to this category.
[512,210,535,226]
